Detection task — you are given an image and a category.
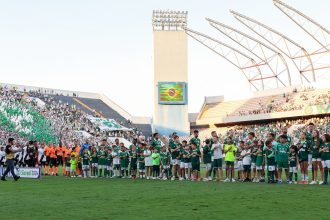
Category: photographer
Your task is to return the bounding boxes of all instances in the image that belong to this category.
[1,138,22,181]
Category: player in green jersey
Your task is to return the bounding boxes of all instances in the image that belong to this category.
[190,143,201,181]
[151,133,162,153]
[160,146,171,180]
[97,146,107,178]
[81,149,90,178]
[170,135,181,180]
[130,145,138,179]
[113,138,121,152]
[120,145,129,178]
[189,130,201,150]
[306,123,315,177]
[320,134,330,185]
[310,130,323,185]
[182,144,192,180]
[276,135,290,183]
[105,148,113,178]
[276,127,292,144]
[250,139,258,182]
[288,146,298,184]
[264,140,276,183]
[255,140,264,183]
[90,146,98,177]
[138,143,146,179]
[179,140,187,181]
[235,141,244,182]
[297,132,309,183]
[203,139,212,182]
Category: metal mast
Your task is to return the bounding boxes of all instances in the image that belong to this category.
[207,18,291,89]
[230,10,315,84]
[185,28,265,90]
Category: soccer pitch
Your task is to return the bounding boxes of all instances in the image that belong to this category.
[0,177,329,220]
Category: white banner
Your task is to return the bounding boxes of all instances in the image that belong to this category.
[87,116,132,131]
[0,167,41,179]
[28,97,46,108]
[74,130,93,139]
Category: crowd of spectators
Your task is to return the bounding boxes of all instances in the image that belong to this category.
[236,87,330,117]
[0,86,143,148]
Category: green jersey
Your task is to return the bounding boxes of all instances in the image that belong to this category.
[276,134,292,144]
[264,147,276,166]
[320,142,330,161]
[255,148,263,166]
[169,138,175,147]
[306,132,313,151]
[82,153,90,165]
[182,149,191,163]
[106,152,113,166]
[203,145,212,164]
[191,149,201,165]
[246,139,254,147]
[91,151,98,163]
[178,147,185,162]
[138,148,145,162]
[160,151,171,166]
[130,151,138,166]
[120,151,129,167]
[276,143,289,162]
[298,140,309,161]
[129,144,140,152]
[113,145,120,152]
[235,148,242,161]
[310,138,322,158]
[170,142,181,160]
[151,139,162,152]
[250,146,258,163]
[97,150,108,165]
[289,151,297,167]
[189,137,201,150]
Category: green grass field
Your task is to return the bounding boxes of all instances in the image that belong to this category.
[0,175,329,220]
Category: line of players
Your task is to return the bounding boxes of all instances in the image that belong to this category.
[2,125,330,185]
[68,128,330,185]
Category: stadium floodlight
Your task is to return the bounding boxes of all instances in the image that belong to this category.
[230,10,315,84]
[152,10,188,31]
[207,18,291,89]
[184,27,266,91]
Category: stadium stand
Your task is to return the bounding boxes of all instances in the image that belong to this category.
[0,83,152,147]
[196,86,330,125]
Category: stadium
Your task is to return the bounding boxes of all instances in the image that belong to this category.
[1,0,330,219]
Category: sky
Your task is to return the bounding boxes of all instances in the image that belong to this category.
[0,0,329,117]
